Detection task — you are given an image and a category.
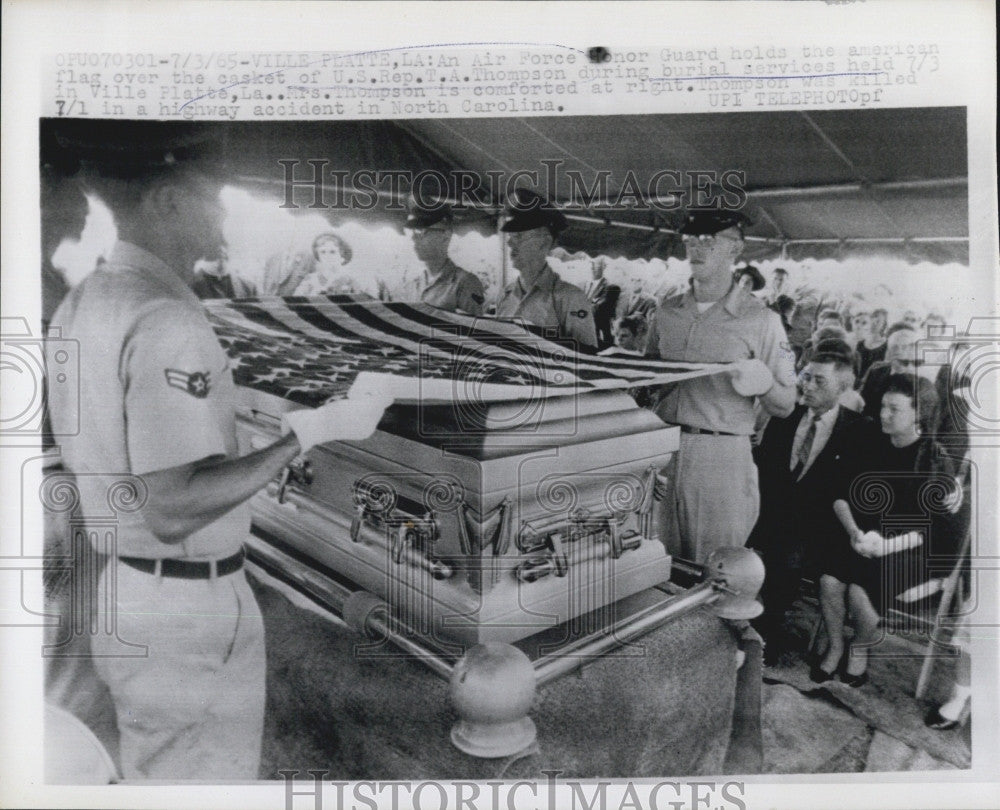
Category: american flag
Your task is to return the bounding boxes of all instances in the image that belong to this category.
[205,296,726,407]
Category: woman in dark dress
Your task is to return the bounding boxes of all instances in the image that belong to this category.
[813,374,966,686]
[851,308,888,379]
[856,307,890,380]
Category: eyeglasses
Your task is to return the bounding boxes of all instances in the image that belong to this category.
[506,229,552,243]
[681,233,742,245]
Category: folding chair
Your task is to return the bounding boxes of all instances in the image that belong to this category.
[912,526,972,699]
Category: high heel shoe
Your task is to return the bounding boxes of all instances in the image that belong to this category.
[810,650,843,683]
[925,698,970,730]
[839,669,869,688]
[809,661,837,683]
[839,649,869,688]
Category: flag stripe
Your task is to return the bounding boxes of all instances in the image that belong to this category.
[205,296,727,408]
[381,301,699,381]
[351,302,595,384]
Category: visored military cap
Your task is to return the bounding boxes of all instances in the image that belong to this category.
[405,202,454,229]
[500,188,568,235]
[678,208,753,236]
[47,120,226,179]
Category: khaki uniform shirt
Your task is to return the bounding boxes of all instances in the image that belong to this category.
[47,242,249,560]
[495,263,598,348]
[645,285,796,434]
[419,258,485,315]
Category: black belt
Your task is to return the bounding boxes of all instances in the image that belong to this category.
[679,425,739,437]
[119,549,245,579]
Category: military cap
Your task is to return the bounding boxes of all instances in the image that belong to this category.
[405,203,454,229]
[734,264,765,291]
[678,208,753,236]
[500,188,568,235]
[49,120,225,179]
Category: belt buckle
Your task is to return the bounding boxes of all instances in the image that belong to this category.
[209,559,219,579]
[154,559,163,581]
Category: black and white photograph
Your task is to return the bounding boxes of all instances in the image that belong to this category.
[2,3,998,809]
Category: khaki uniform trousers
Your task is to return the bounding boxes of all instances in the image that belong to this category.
[660,433,760,564]
[92,561,265,780]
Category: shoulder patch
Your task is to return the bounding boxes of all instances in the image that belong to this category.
[164,368,211,398]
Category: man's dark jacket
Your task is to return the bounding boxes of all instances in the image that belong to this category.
[750,404,876,572]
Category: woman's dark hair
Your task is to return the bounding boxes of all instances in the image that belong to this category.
[311,232,352,264]
[884,373,940,433]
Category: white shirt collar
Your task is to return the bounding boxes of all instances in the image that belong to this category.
[806,404,840,428]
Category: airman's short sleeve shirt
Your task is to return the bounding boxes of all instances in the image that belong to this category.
[47,242,249,559]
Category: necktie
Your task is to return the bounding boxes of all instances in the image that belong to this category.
[792,414,821,479]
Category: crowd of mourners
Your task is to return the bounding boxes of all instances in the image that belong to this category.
[597,261,973,729]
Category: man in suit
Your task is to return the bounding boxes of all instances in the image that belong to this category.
[749,338,876,663]
[584,257,621,350]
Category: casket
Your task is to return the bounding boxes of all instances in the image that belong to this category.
[236,386,677,645]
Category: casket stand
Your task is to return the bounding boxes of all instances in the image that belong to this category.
[236,384,762,769]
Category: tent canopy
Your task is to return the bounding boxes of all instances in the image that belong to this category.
[42,107,968,265]
[397,108,967,264]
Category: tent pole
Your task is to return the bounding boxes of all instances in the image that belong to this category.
[498,210,508,291]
